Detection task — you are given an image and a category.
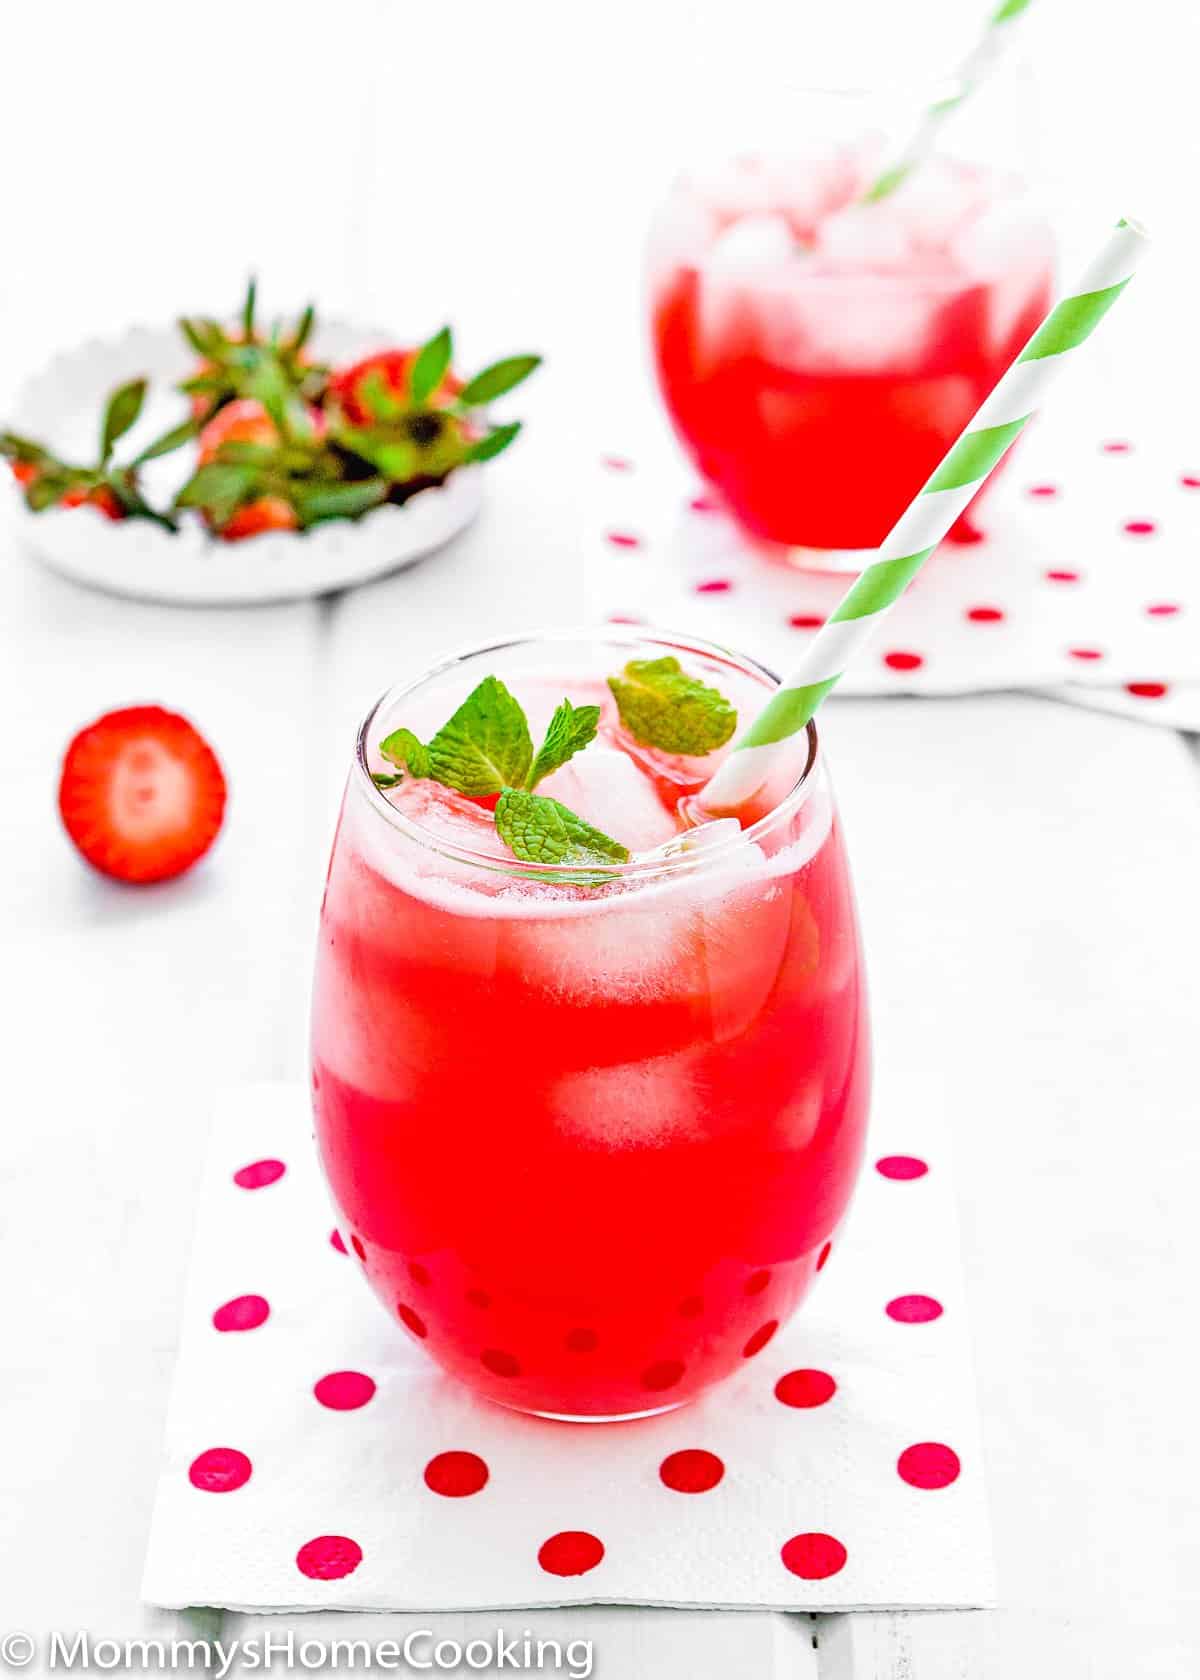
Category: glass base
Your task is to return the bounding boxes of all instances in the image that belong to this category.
[780,543,876,576]
[493,1397,690,1424]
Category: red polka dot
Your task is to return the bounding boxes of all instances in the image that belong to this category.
[1102,440,1132,453]
[350,1235,366,1261]
[743,1320,779,1358]
[775,1368,837,1409]
[781,1532,847,1580]
[641,1358,685,1391]
[966,606,1005,623]
[883,651,923,671]
[745,1269,771,1295]
[481,1347,521,1378]
[212,1294,270,1332]
[296,1535,362,1581]
[565,1327,598,1352]
[886,1294,943,1323]
[408,1260,431,1287]
[690,493,721,514]
[602,455,632,471]
[660,1449,725,1493]
[538,1532,604,1577]
[1146,602,1181,617]
[605,530,641,549]
[695,578,732,594]
[424,1451,489,1497]
[876,1155,928,1181]
[313,1371,376,1411]
[1045,569,1080,583]
[466,1287,491,1309]
[816,1242,832,1271]
[1027,483,1059,497]
[788,612,826,630]
[1126,681,1169,699]
[188,1447,252,1493]
[329,1230,347,1255]
[1123,519,1157,536]
[397,1302,427,1338]
[1068,647,1104,662]
[606,613,646,626]
[898,1442,961,1489]
[1180,474,1200,489]
[678,1295,704,1318]
[233,1159,285,1189]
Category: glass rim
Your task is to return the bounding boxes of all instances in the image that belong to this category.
[353,627,820,886]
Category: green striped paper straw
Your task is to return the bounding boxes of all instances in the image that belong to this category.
[861,0,1034,204]
[700,217,1150,814]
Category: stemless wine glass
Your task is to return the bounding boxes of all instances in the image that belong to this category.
[646,81,1055,569]
[310,629,870,1420]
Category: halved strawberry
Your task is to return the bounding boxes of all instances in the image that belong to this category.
[329,349,463,425]
[58,706,227,883]
[219,496,298,542]
[197,398,279,463]
[60,483,126,520]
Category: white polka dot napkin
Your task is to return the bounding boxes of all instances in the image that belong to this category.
[587,380,1200,729]
[142,1084,994,1613]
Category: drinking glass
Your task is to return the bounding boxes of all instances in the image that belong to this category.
[646,84,1055,568]
[310,630,871,1419]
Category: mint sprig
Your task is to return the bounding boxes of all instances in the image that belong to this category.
[607,656,737,756]
[496,789,629,868]
[378,676,623,869]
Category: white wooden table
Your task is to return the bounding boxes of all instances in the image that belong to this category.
[2,3,1198,1670]
[2,402,1198,1675]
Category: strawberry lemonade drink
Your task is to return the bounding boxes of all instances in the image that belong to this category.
[311,632,870,1418]
[649,151,1054,554]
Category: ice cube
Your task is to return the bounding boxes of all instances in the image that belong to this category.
[815,203,917,273]
[635,817,744,865]
[890,156,988,253]
[538,745,679,855]
[696,213,798,367]
[688,156,780,223]
[548,1051,704,1148]
[952,199,1054,354]
[704,212,798,276]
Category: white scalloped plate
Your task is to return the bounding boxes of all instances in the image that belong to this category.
[7,322,483,605]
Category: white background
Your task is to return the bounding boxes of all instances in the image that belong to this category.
[1,3,1199,1677]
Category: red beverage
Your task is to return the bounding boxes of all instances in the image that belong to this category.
[648,152,1054,553]
[311,633,870,1418]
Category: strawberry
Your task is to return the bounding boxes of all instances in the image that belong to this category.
[58,706,227,883]
[330,349,463,426]
[197,398,324,466]
[60,483,126,520]
[1,380,176,529]
[219,496,299,541]
[179,279,325,421]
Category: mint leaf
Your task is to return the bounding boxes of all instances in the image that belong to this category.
[458,355,542,408]
[100,378,147,463]
[527,699,600,790]
[423,676,532,796]
[607,656,737,755]
[408,326,453,405]
[495,789,628,868]
[467,421,521,464]
[378,727,431,779]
